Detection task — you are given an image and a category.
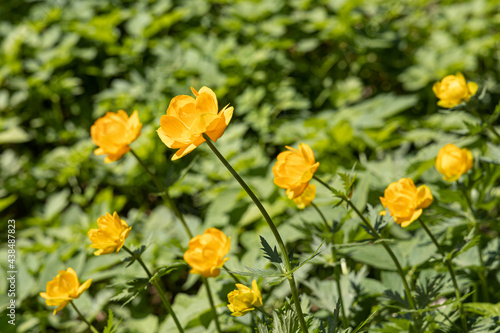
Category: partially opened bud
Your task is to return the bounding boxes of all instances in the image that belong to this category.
[273,143,320,199]
[88,212,132,255]
[183,228,231,278]
[433,73,478,108]
[39,268,92,315]
[380,178,433,227]
[91,110,142,163]
[157,87,234,160]
[435,144,473,182]
[227,280,263,316]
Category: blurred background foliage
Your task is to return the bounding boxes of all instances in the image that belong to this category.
[0,0,499,332]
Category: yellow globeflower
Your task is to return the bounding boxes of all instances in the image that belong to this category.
[435,143,473,182]
[39,268,92,315]
[88,212,132,256]
[273,143,320,199]
[157,87,234,160]
[293,184,316,209]
[91,110,142,163]
[379,178,433,227]
[183,228,230,278]
[433,73,478,108]
[227,280,263,317]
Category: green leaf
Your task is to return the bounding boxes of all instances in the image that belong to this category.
[290,239,325,274]
[110,278,149,307]
[122,245,147,268]
[260,235,283,265]
[464,302,500,316]
[103,308,123,333]
[151,261,187,280]
[0,194,17,213]
[227,266,285,278]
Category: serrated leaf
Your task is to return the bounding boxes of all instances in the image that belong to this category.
[225,267,285,278]
[103,309,123,333]
[268,276,287,286]
[449,232,480,261]
[122,245,148,267]
[151,261,187,280]
[260,235,283,265]
[110,278,149,307]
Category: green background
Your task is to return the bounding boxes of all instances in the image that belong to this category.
[1,0,499,332]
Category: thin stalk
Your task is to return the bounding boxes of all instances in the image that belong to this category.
[313,176,417,311]
[130,149,193,238]
[203,277,223,333]
[311,203,347,328]
[418,219,468,332]
[202,133,309,333]
[255,306,273,318]
[311,202,330,231]
[69,301,99,333]
[123,246,185,333]
[224,265,243,284]
[466,103,500,142]
[129,149,222,331]
[458,183,489,302]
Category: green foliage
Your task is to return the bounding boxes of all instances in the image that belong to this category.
[1,0,500,332]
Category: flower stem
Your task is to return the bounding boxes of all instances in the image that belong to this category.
[202,133,309,333]
[69,301,99,333]
[313,176,417,312]
[202,277,223,333]
[311,203,347,328]
[128,150,222,332]
[418,219,468,332]
[123,246,185,333]
[457,183,489,302]
[129,149,193,238]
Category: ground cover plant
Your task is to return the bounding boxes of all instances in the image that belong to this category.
[1,0,500,332]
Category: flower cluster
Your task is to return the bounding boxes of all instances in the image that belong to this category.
[41,75,486,330]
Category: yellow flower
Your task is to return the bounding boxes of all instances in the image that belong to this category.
[433,73,478,108]
[88,212,132,256]
[227,280,263,317]
[379,178,433,227]
[293,184,316,209]
[435,143,473,182]
[183,228,230,278]
[157,87,234,160]
[91,110,142,163]
[273,143,320,199]
[39,267,92,315]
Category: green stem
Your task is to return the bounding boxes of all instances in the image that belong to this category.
[203,277,223,333]
[129,149,222,331]
[255,306,273,318]
[418,219,468,332]
[130,149,193,238]
[123,246,185,333]
[311,202,330,231]
[488,125,500,141]
[311,203,347,328]
[313,176,417,312]
[69,301,99,333]
[458,183,489,302]
[224,265,243,284]
[202,133,309,333]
